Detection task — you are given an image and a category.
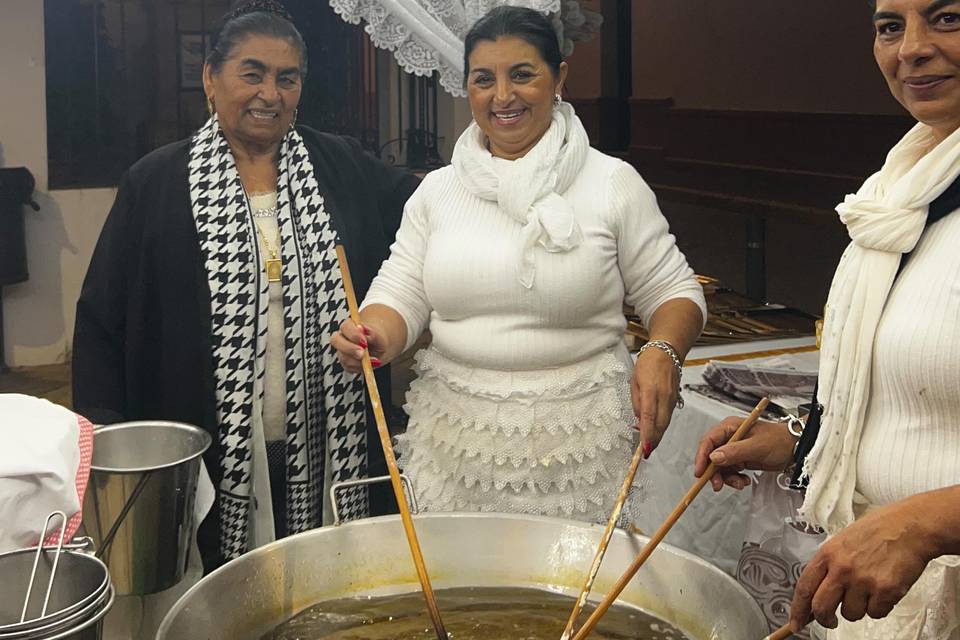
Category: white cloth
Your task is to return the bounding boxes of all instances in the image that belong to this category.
[816,557,960,640]
[856,209,960,506]
[816,208,960,640]
[396,345,642,521]
[0,394,81,553]
[363,111,706,367]
[249,192,287,444]
[801,122,960,533]
[328,0,601,96]
[451,102,587,288]
[364,104,704,517]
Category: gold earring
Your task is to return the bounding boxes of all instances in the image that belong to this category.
[207,96,216,115]
[289,108,298,130]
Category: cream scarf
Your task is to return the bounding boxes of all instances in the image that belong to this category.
[451,101,589,288]
[800,122,960,533]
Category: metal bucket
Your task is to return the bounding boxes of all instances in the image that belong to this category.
[158,513,768,639]
[0,546,113,640]
[82,421,211,595]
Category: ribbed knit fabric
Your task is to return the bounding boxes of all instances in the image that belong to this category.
[856,209,960,507]
[362,147,704,522]
[363,148,706,368]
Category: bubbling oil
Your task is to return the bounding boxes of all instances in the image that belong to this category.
[262,587,691,640]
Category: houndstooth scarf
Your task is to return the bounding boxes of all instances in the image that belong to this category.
[188,116,368,560]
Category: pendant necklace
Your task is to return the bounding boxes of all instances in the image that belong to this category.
[254,222,282,282]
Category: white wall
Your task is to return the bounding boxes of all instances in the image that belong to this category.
[1,0,115,367]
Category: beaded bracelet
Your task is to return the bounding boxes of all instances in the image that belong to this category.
[638,339,684,408]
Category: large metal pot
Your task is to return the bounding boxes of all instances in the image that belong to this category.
[158,513,767,639]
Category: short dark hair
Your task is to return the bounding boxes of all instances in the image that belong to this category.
[463,6,563,86]
[207,1,307,75]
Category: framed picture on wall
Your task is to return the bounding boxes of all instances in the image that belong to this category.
[179,33,213,90]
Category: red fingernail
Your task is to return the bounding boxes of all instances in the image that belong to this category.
[362,326,371,336]
[643,441,653,459]
[359,339,368,349]
[370,357,383,368]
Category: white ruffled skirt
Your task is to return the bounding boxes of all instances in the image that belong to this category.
[395,346,643,523]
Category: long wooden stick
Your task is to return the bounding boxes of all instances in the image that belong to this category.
[570,397,770,640]
[560,441,645,640]
[335,245,448,640]
[765,623,794,640]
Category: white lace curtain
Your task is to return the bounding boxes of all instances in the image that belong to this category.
[328,0,601,96]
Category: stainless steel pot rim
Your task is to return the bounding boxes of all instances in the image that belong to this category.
[161,511,762,632]
[0,550,110,634]
[0,584,113,640]
[90,421,212,474]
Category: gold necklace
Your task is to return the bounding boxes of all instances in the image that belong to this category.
[253,221,282,282]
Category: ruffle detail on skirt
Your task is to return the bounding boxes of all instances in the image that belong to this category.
[396,347,647,523]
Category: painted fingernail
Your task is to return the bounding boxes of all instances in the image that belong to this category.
[359,339,368,349]
[710,451,727,465]
[642,441,653,459]
[362,326,372,336]
[370,357,383,368]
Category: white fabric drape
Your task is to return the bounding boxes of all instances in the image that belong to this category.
[328,0,601,96]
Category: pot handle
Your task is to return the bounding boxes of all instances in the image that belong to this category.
[330,474,418,526]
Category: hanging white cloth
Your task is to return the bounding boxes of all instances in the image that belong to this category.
[328,0,601,96]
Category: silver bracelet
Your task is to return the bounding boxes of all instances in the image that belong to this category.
[638,339,684,408]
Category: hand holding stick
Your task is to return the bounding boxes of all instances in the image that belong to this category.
[335,245,448,640]
[570,398,770,640]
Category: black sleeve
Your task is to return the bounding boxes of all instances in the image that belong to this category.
[349,137,421,240]
[72,174,137,424]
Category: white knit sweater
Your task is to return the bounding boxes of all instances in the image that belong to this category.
[363,148,706,370]
[856,209,960,506]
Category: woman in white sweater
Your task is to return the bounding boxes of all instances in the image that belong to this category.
[696,0,960,637]
[333,6,705,523]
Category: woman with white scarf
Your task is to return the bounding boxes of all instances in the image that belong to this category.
[695,0,960,637]
[333,6,705,524]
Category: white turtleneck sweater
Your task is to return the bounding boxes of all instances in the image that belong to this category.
[363,148,706,370]
[856,209,960,506]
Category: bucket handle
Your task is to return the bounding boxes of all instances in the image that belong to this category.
[21,511,67,622]
[94,471,153,560]
[330,474,418,526]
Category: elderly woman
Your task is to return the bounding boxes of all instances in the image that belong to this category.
[72,0,418,570]
[696,0,960,637]
[333,7,705,523]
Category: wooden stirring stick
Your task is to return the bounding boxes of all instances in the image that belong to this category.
[765,623,794,640]
[335,245,448,640]
[560,441,645,640]
[570,397,770,640]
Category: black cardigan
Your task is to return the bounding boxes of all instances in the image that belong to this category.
[72,127,419,567]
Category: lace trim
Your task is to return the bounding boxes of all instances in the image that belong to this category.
[327,1,599,97]
[397,347,644,522]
